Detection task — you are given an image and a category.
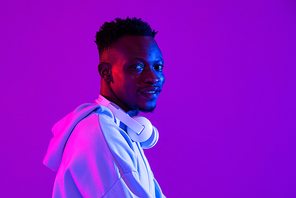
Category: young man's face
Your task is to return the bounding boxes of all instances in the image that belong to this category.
[107,36,165,114]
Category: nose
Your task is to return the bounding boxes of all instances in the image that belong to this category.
[143,67,161,84]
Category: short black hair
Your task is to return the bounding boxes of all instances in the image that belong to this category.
[95,17,158,56]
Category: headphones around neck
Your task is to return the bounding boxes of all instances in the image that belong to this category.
[95,95,159,149]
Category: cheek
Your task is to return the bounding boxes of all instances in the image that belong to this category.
[122,77,140,95]
[159,74,165,86]
[112,68,123,82]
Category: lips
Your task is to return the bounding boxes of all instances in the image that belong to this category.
[138,86,161,93]
[137,86,161,99]
[140,90,157,94]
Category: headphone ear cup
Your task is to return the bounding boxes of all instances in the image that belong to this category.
[127,116,153,142]
[140,126,159,149]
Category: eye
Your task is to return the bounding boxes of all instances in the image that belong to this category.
[131,64,144,70]
[154,65,164,71]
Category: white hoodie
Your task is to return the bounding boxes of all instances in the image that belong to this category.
[43,103,165,198]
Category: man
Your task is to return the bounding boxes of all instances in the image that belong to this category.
[43,17,166,197]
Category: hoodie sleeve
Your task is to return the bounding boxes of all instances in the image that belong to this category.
[52,112,162,198]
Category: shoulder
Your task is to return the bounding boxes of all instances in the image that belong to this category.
[97,113,138,173]
[63,107,138,173]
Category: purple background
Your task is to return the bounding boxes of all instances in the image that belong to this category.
[1,0,295,197]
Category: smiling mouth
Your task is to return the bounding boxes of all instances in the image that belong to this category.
[139,91,158,94]
[137,90,160,99]
[137,86,161,99]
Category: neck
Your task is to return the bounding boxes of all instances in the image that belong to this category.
[100,85,140,117]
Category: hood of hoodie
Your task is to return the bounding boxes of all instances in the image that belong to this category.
[43,103,114,171]
[43,99,159,172]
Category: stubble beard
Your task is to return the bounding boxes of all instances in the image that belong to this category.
[136,104,156,113]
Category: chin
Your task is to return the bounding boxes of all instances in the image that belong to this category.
[136,104,156,113]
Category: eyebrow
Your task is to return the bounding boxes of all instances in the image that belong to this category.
[132,57,164,63]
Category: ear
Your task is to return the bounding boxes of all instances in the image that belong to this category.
[98,62,113,83]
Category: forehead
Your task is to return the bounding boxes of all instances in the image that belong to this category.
[110,36,163,61]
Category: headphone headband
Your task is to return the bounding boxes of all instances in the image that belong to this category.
[95,95,159,147]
